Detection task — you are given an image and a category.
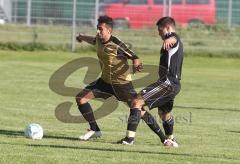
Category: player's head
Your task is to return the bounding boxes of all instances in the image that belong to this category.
[156,16,176,39]
[97,15,113,42]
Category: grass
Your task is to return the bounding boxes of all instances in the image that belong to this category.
[0,50,240,163]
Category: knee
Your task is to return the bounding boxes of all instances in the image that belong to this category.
[131,95,145,108]
[131,98,142,108]
[131,99,138,107]
[159,111,172,121]
[75,95,86,105]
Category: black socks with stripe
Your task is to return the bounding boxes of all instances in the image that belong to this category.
[127,109,166,143]
[142,111,166,143]
[127,108,141,137]
[77,103,100,131]
[163,116,174,137]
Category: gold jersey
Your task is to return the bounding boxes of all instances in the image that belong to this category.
[95,35,138,85]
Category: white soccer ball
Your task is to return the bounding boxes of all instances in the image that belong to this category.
[24,123,43,140]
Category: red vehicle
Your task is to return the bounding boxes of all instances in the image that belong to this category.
[100,0,216,29]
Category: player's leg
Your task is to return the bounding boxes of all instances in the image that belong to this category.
[113,83,165,144]
[118,96,143,145]
[136,80,173,144]
[118,80,171,144]
[158,100,178,147]
[76,89,100,131]
[140,109,166,144]
[76,78,113,140]
[123,97,166,144]
[76,89,102,140]
[113,83,142,145]
[159,110,174,140]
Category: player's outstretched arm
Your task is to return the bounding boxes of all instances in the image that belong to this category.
[76,33,96,45]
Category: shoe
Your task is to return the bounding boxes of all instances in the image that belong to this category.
[163,138,178,148]
[79,129,102,140]
[117,137,134,145]
[172,138,178,146]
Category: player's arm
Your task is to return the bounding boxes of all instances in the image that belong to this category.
[132,58,143,73]
[163,36,177,50]
[76,33,96,45]
[118,42,143,73]
[112,36,143,73]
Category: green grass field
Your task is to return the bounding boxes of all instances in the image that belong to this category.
[0,50,240,163]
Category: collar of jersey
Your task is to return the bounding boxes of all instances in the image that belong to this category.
[102,35,113,44]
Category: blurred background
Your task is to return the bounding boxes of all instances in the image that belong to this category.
[0,0,239,56]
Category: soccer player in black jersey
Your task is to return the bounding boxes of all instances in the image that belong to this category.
[119,17,184,147]
[75,15,174,141]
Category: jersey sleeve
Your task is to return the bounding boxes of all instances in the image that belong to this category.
[112,36,139,60]
[92,35,98,45]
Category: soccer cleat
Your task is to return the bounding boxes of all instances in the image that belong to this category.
[163,138,179,148]
[79,129,102,140]
[172,138,178,146]
[117,137,134,145]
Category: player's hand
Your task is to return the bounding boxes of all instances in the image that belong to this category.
[76,33,83,43]
[132,58,143,73]
[163,36,176,50]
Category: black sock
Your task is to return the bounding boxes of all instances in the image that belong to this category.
[142,111,166,143]
[77,103,100,131]
[127,108,141,136]
[163,116,174,137]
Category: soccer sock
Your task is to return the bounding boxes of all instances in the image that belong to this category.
[162,116,174,139]
[141,111,166,143]
[126,108,141,138]
[77,103,100,131]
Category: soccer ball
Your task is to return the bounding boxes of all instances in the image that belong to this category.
[24,123,43,140]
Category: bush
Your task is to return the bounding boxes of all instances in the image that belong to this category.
[0,42,69,51]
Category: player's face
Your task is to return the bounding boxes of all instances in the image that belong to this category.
[97,23,112,42]
[158,26,168,40]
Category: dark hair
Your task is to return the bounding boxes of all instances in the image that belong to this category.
[98,15,114,29]
[156,16,176,28]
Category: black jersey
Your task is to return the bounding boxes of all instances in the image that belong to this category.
[159,32,183,84]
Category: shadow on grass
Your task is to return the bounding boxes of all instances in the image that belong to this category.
[0,129,239,160]
[226,130,240,134]
[28,143,191,156]
[175,105,240,112]
[0,129,79,141]
[27,143,239,161]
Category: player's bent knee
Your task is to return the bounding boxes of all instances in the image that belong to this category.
[131,99,137,107]
[79,98,89,105]
[75,96,86,105]
[158,110,172,121]
[131,98,143,109]
[159,112,172,121]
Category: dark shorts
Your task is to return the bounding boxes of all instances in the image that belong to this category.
[139,79,180,112]
[84,78,137,106]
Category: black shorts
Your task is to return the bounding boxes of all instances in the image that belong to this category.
[84,78,137,106]
[139,79,180,112]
